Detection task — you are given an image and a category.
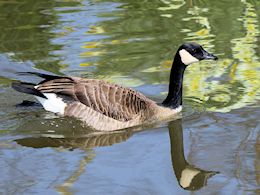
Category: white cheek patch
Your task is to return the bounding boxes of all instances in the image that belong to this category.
[179,49,199,65]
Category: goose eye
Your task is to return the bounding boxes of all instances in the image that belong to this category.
[193,48,201,54]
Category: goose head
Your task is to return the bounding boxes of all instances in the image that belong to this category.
[163,43,218,108]
[177,43,218,66]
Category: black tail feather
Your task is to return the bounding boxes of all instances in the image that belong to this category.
[17,71,73,84]
[12,82,47,98]
[16,71,65,81]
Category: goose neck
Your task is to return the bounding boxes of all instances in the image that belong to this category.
[162,55,186,108]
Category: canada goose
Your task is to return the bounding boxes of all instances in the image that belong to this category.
[12,43,217,131]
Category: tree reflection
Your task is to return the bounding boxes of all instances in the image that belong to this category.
[0,0,80,73]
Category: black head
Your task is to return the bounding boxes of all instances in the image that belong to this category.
[177,43,218,65]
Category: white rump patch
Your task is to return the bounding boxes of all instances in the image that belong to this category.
[179,49,199,65]
[179,168,200,188]
[34,93,67,115]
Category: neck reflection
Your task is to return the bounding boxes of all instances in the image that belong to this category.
[168,119,218,191]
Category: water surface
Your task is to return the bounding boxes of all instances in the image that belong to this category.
[0,0,260,194]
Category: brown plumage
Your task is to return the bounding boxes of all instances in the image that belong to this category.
[34,76,177,131]
[12,43,218,131]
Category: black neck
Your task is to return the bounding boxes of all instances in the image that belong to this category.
[162,53,186,108]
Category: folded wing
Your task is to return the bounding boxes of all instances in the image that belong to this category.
[37,77,154,122]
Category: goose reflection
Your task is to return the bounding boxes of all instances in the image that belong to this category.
[169,119,218,190]
[15,129,133,149]
[15,118,217,191]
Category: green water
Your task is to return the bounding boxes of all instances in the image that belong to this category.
[0,0,260,194]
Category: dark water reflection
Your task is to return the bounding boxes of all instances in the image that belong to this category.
[15,119,218,192]
[0,0,260,194]
[1,106,259,194]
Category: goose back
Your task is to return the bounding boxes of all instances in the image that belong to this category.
[36,77,158,129]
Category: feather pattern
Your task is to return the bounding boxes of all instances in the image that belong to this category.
[37,78,157,122]
[13,73,181,130]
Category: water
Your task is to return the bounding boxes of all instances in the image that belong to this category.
[0,0,260,194]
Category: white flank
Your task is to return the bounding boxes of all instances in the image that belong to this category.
[179,168,200,188]
[34,93,67,115]
[179,49,199,65]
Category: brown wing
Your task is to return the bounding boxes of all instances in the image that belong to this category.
[37,77,154,121]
